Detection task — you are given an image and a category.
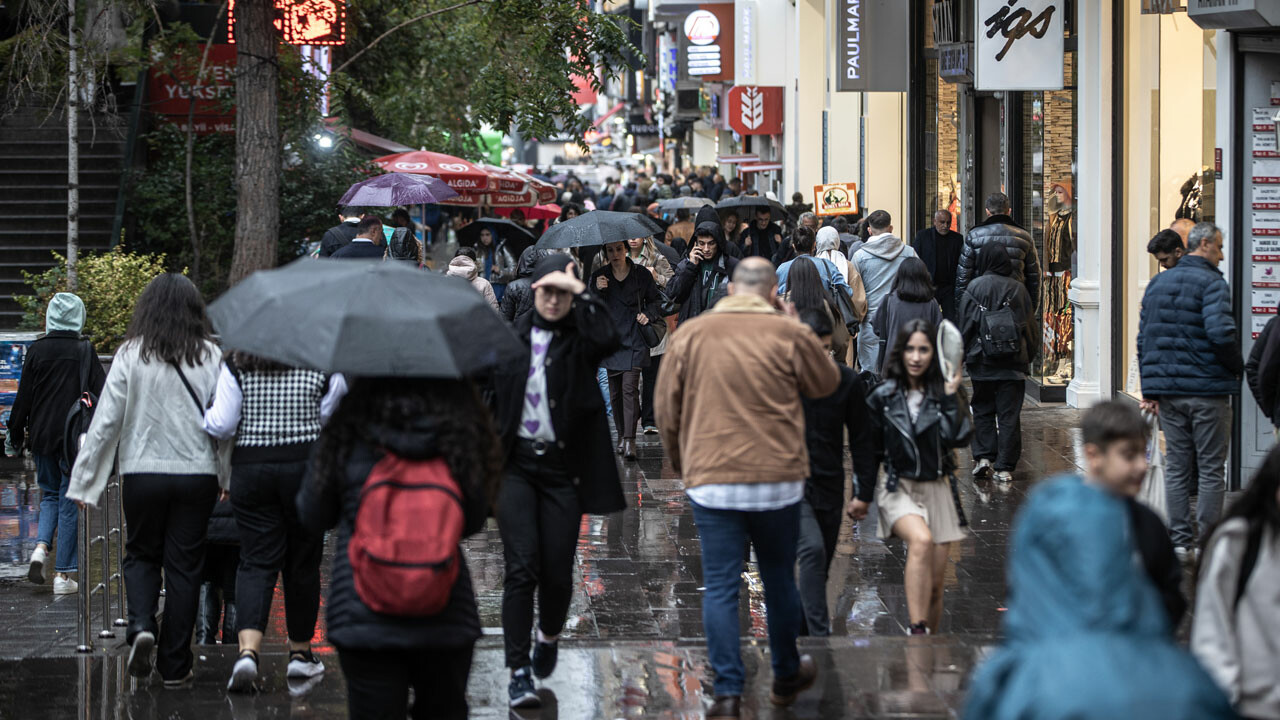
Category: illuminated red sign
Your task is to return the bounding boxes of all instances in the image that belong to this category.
[228,0,346,46]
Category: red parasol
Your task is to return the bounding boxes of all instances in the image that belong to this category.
[373,151,490,192]
[494,203,561,221]
[480,164,530,194]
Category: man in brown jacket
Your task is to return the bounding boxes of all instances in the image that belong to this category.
[655,256,839,720]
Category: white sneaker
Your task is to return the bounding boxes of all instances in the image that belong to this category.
[286,650,325,679]
[972,459,993,478]
[1174,546,1197,565]
[28,545,47,584]
[53,575,78,595]
[993,471,1013,483]
[227,652,258,693]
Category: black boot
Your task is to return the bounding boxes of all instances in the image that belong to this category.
[194,582,220,645]
[221,602,238,644]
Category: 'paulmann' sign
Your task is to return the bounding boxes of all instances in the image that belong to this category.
[975,0,1064,90]
[835,0,907,93]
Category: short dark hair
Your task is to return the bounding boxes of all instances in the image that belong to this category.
[798,307,833,338]
[676,208,691,221]
[728,177,742,186]
[1081,400,1150,449]
[891,257,936,303]
[985,192,1011,215]
[455,246,477,260]
[867,210,892,232]
[339,206,364,218]
[792,227,816,254]
[356,216,383,237]
[1147,229,1184,256]
[832,216,850,233]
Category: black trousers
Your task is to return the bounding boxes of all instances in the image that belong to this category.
[121,473,218,681]
[230,460,323,642]
[971,379,1025,472]
[496,442,582,668]
[640,353,662,427]
[338,644,474,720]
[608,369,642,439]
[197,543,239,644]
[796,498,843,637]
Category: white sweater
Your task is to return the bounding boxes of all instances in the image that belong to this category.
[67,339,228,507]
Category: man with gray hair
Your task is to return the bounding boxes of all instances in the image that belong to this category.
[1137,221,1240,562]
[656,256,838,718]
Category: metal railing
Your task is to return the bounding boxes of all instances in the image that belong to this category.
[77,475,126,653]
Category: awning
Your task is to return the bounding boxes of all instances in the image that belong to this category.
[324,118,413,154]
[716,153,759,164]
[592,102,626,128]
[739,162,784,173]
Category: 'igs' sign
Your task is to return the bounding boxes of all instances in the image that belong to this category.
[975,0,1064,91]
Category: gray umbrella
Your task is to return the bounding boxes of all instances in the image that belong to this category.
[208,258,525,377]
[657,197,713,211]
[338,172,459,207]
[535,211,663,249]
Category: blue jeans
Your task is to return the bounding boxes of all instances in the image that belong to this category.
[597,368,612,417]
[691,500,802,696]
[34,453,78,573]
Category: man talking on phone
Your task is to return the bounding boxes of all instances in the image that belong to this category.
[667,222,740,322]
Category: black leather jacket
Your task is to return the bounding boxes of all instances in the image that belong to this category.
[866,380,972,491]
[955,214,1041,310]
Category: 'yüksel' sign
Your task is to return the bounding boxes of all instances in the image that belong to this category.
[835,0,908,92]
[974,0,1064,90]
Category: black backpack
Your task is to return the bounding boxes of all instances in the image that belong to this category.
[978,300,1021,359]
[60,341,97,475]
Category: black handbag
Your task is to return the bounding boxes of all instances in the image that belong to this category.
[828,285,860,336]
[637,286,667,348]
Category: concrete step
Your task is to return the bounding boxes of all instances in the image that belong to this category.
[0,185,120,202]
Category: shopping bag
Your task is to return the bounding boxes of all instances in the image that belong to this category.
[1138,411,1168,523]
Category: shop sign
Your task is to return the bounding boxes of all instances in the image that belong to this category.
[628,114,661,136]
[835,0,909,92]
[1252,287,1280,312]
[1254,158,1280,183]
[938,43,973,83]
[974,0,1064,91]
[1253,186,1280,209]
[228,0,346,46]
[727,86,783,135]
[682,5,734,82]
[813,182,860,216]
[148,44,236,133]
[735,0,757,85]
[1141,0,1184,13]
[1254,263,1280,287]
[1187,0,1280,31]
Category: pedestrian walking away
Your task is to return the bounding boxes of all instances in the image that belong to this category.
[851,210,917,372]
[794,309,877,636]
[1137,221,1240,560]
[855,318,970,635]
[66,274,230,687]
[964,476,1237,720]
[656,257,839,719]
[785,257,851,366]
[502,247,555,325]
[911,210,963,324]
[318,206,363,257]
[953,193,1040,312]
[871,257,943,375]
[1192,443,1280,720]
[297,377,500,720]
[492,254,626,709]
[194,493,239,646]
[202,351,345,693]
[329,216,387,259]
[958,244,1037,483]
[6,292,106,595]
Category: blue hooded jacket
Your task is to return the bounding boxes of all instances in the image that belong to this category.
[1137,254,1241,396]
[964,476,1238,720]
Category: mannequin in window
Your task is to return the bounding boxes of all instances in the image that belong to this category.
[1042,181,1074,384]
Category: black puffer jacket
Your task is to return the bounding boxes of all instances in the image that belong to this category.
[955,214,1040,310]
[297,418,489,651]
[958,244,1038,381]
[866,380,972,490]
[667,221,739,322]
[500,247,550,325]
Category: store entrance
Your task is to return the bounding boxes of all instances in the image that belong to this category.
[974,95,1004,209]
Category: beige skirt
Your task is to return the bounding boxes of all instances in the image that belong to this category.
[875,475,968,544]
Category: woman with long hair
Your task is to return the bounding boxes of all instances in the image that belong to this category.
[850,318,969,635]
[626,235,673,434]
[1192,445,1280,719]
[67,273,226,686]
[872,257,942,374]
[297,377,501,719]
[202,351,345,692]
[786,256,848,363]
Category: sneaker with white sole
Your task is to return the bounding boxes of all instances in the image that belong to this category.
[509,667,540,708]
[28,546,47,584]
[642,425,659,435]
[163,670,194,689]
[992,471,1013,483]
[53,575,78,595]
[286,650,325,679]
[227,650,258,693]
[972,459,993,478]
[128,631,155,678]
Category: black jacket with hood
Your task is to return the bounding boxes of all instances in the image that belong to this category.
[955,213,1041,310]
[959,243,1038,381]
[296,417,488,651]
[667,220,739,322]
[500,247,551,325]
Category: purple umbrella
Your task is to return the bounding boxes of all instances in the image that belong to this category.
[338,172,458,207]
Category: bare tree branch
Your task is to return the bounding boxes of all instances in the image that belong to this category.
[184,0,228,284]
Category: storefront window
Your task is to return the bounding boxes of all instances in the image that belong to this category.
[1119,9,1217,399]
[1020,52,1078,389]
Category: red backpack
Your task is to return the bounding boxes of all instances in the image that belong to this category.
[348,454,465,617]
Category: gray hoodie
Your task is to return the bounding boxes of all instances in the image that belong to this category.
[852,233,917,324]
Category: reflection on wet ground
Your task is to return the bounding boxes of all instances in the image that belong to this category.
[0,406,1086,718]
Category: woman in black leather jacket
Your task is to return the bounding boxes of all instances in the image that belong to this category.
[848,318,971,636]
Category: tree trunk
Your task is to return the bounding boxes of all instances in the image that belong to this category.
[229,0,280,285]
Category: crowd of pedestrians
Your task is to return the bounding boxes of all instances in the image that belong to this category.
[5,165,1279,720]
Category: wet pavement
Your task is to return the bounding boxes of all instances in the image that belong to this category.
[0,406,1093,718]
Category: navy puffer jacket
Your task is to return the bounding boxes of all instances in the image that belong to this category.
[1137,254,1242,396]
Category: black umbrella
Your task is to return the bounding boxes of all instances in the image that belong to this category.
[715,195,786,223]
[536,211,663,249]
[207,258,525,377]
[456,218,538,256]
